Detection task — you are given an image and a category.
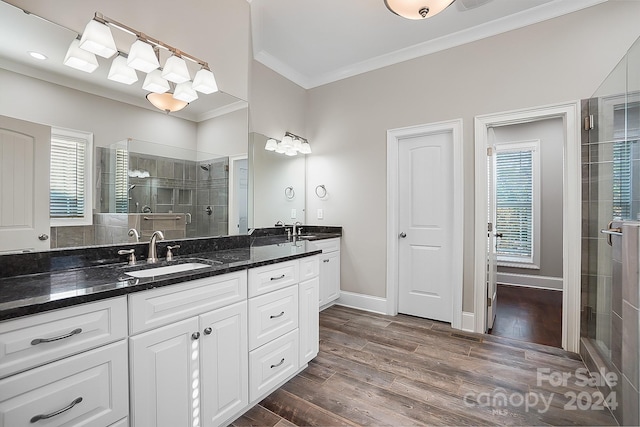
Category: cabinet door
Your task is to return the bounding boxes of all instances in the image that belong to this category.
[299,277,319,365]
[200,302,248,427]
[129,317,199,427]
[320,251,341,306]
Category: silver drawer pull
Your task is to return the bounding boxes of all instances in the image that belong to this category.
[270,358,285,369]
[31,328,82,345]
[270,274,285,281]
[323,259,330,263]
[270,311,285,319]
[30,397,83,423]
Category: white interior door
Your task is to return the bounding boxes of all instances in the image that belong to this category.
[398,131,453,322]
[486,145,498,330]
[0,116,50,253]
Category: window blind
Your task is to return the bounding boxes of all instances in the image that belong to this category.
[50,134,86,218]
[115,149,128,213]
[495,149,534,260]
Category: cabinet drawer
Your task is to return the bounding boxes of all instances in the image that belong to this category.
[299,255,320,281]
[248,261,298,297]
[249,329,299,402]
[110,418,128,427]
[0,297,127,379]
[128,271,246,334]
[248,286,298,350]
[0,340,129,427]
[311,238,340,253]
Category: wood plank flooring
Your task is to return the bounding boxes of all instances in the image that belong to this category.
[231,305,616,426]
[491,284,563,348]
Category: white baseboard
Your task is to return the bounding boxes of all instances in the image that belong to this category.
[497,272,563,290]
[335,291,388,314]
[461,311,475,332]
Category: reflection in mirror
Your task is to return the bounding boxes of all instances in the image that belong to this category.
[0,1,248,254]
[249,132,306,228]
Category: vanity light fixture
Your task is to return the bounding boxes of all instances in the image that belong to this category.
[107,54,138,85]
[61,11,220,113]
[384,0,455,19]
[265,132,312,156]
[63,37,98,73]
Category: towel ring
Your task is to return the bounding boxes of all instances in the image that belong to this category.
[315,184,327,198]
[285,186,295,199]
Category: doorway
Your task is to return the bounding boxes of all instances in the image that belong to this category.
[386,119,464,328]
[473,102,581,352]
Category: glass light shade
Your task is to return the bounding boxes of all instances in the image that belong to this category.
[265,138,278,151]
[142,70,170,93]
[275,142,286,154]
[293,138,302,151]
[162,55,191,83]
[299,142,312,154]
[281,135,294,149]
[192,68,219,94]
[384,0,454,19]
[127,40,159,73]
[108,55,138,85]
[285,147,298,156]
[63,39,98,73]
[146,92,188,113]
[173,81,198,103]
[79,19,117,58]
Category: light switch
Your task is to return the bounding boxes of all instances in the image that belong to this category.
[317,208,324,220]
[291,208,297,219]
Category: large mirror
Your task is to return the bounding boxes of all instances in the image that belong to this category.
[0,1,248,253]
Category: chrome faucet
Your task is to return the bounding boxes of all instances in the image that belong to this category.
[293,221,302,236]
[147,230,165,263]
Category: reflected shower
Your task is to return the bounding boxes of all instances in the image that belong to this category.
[200,163,211,171]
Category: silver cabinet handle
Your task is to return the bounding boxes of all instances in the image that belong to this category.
[399,232,407,238]
[270,274,285,281]
[270,358,285,369]
[323,259,330,263]
[38,234,49,241]
[270,311,285,319]
[203,327,212,335]
[30,397,82,423]
[192,332,200,340]
[31,328,82,345]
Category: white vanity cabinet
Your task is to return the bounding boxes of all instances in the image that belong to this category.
[128,271,248,427]
[0,297,129,427]
[309,238,341,308]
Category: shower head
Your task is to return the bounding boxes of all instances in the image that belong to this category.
[200,163,211,171]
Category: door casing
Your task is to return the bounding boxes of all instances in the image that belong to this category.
[473,101,581,352]
[386,119,464,329]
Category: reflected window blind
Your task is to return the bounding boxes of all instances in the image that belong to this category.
[115,149,128,213]
[50,134,86,218]
[495,149,533,260]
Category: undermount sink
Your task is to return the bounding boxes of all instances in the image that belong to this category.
[125,262,211,278]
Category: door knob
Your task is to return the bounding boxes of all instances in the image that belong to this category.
[495,233,503,238]
[399,232,407,238]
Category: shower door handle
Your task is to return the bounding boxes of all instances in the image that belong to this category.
[600,221,622,246]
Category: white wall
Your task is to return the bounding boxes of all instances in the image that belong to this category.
[303,1,640,310]
[197,107,249,158]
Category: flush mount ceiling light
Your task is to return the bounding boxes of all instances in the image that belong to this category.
[146,92,188,113]
[384,0,455,19]
[59,11,220,113]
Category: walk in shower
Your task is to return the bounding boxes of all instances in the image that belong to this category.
[581,36,640,425]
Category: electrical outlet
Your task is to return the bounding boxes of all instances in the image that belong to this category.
[291,208,297,219]
[317,208,324,220]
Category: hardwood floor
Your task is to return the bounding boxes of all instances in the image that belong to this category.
[491,284,563,348]
[231,305,616,426]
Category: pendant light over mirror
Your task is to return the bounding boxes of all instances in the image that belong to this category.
[384,0,455,19]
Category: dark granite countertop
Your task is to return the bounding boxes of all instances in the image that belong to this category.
[0,240,322,321]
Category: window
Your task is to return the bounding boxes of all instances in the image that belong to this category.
[50,128,93,226]
[494,140,540,268]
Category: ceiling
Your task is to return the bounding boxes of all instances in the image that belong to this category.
[249,0,607,89]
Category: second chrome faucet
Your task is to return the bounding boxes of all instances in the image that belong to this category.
[147,230,165,263]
